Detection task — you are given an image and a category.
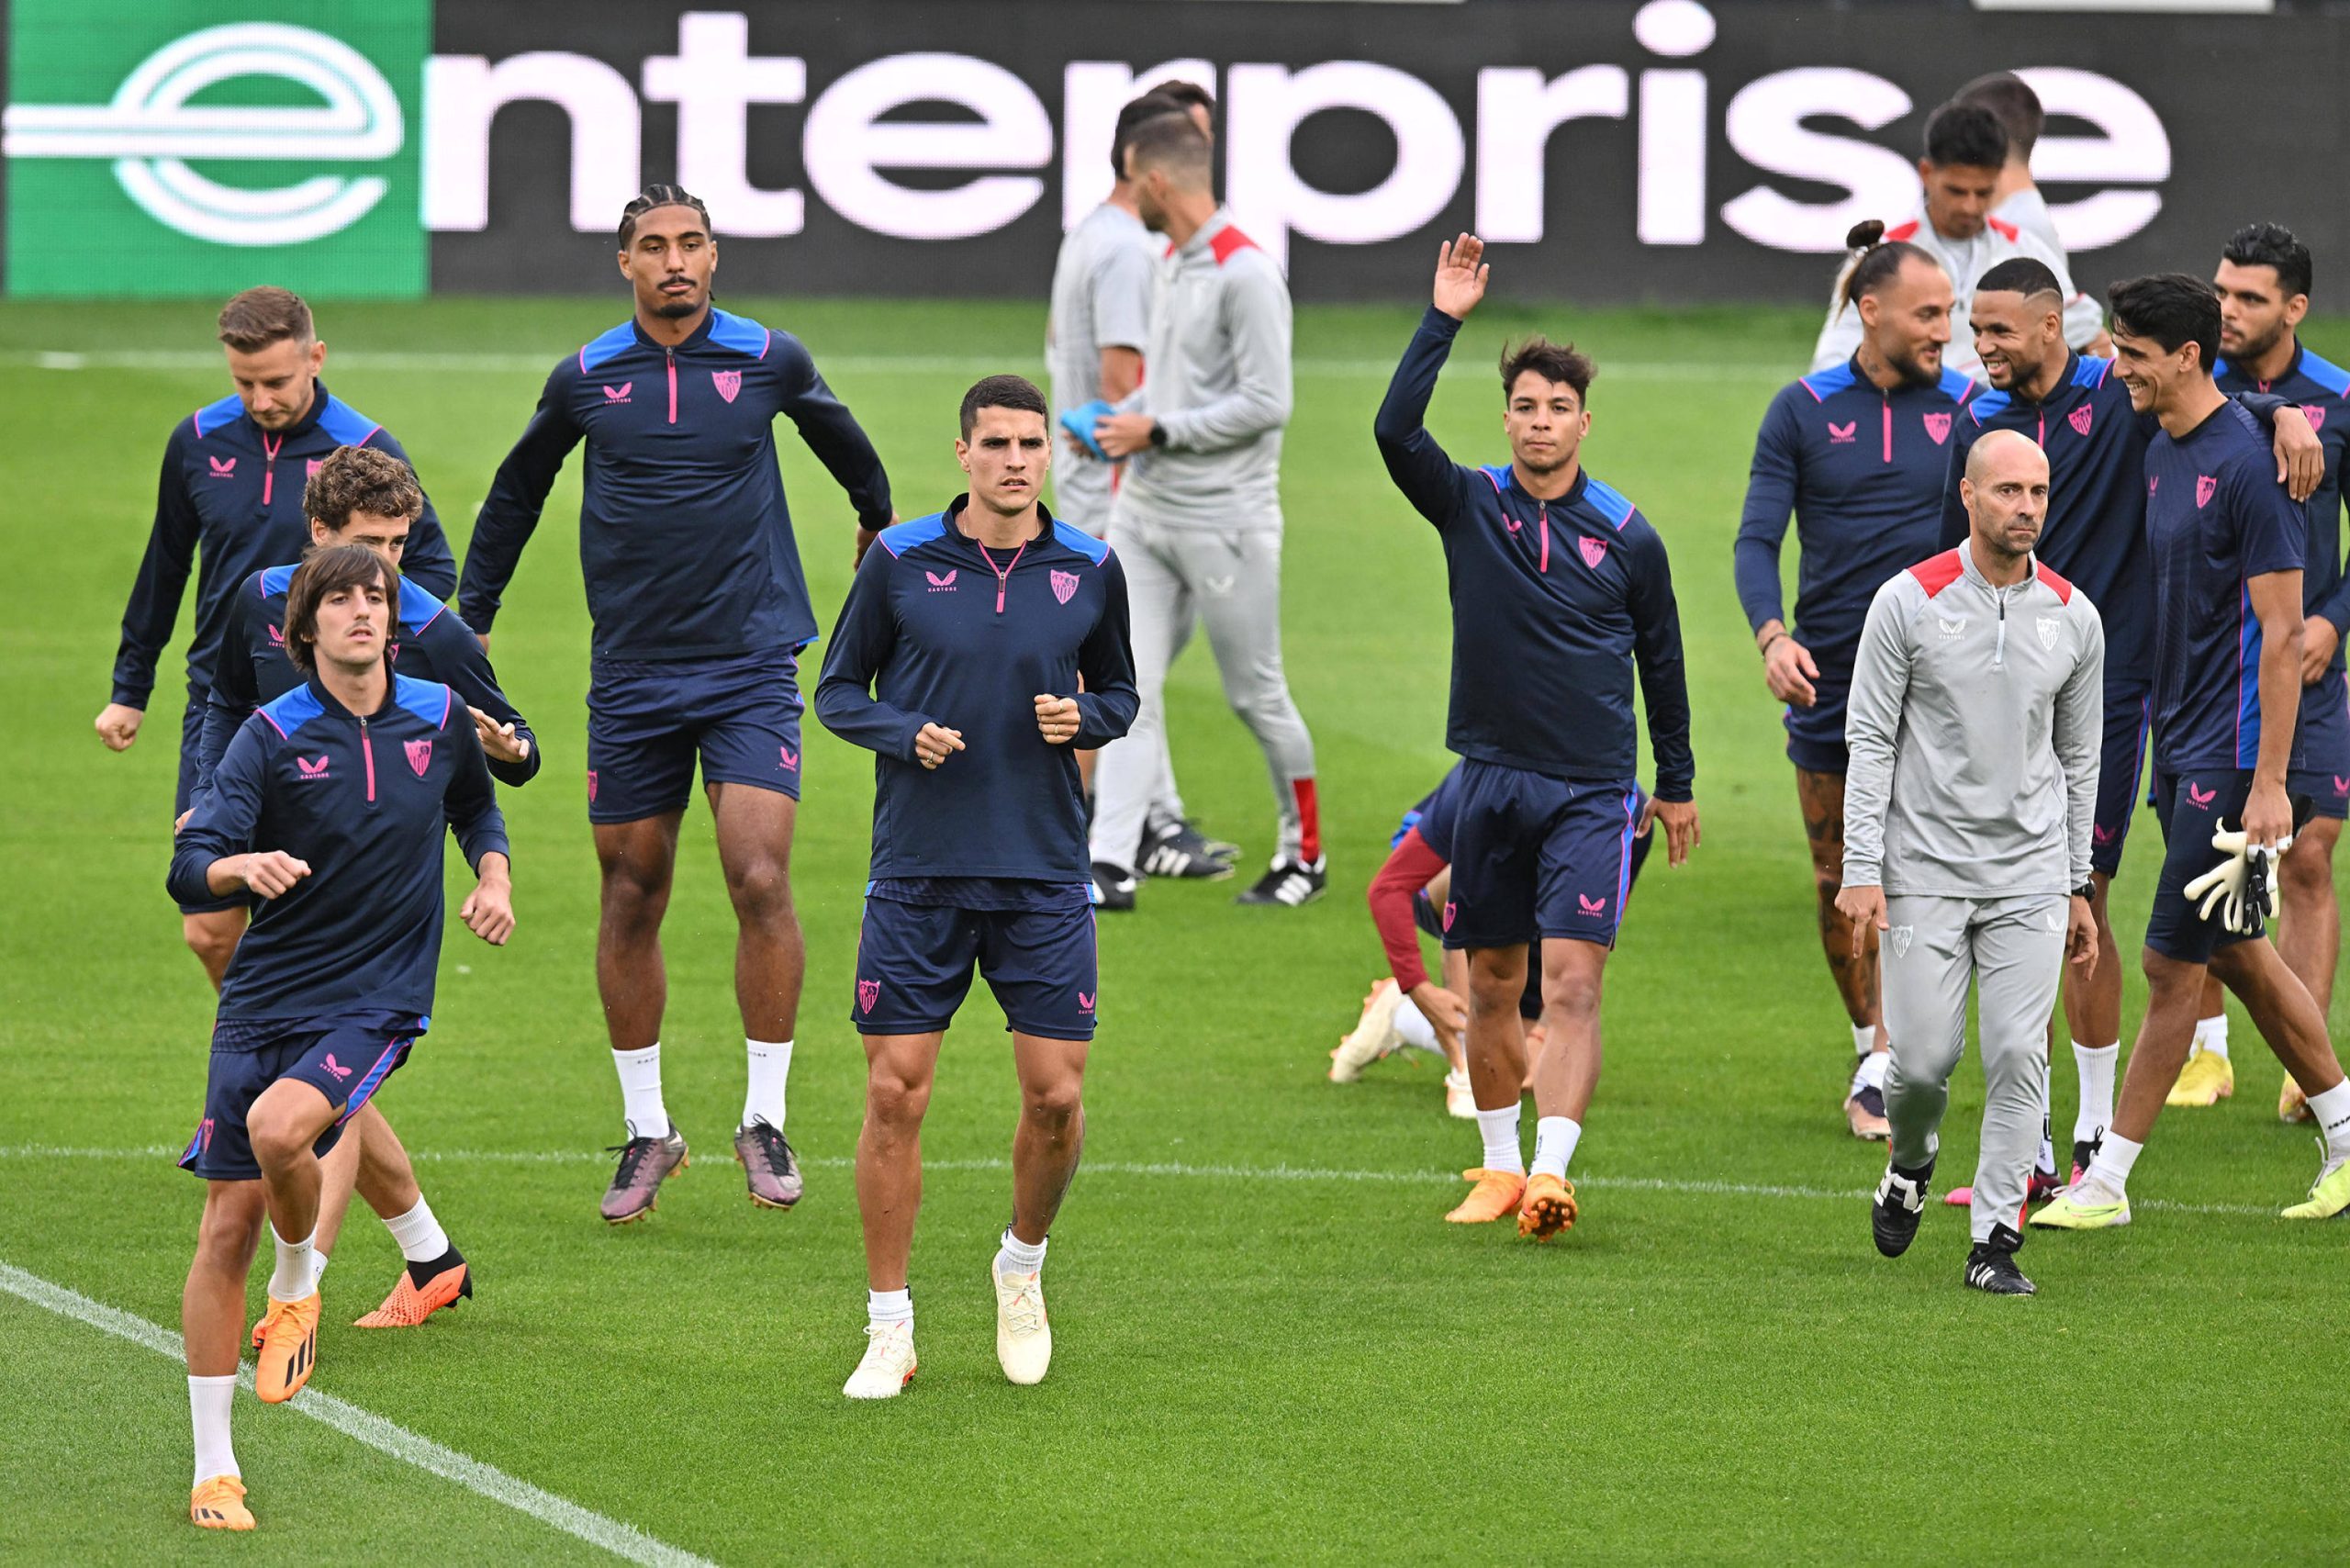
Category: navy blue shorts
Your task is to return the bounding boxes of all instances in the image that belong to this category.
[1784,677,1851,777]
[173,698,251,916]
[2092,680,2154,877]
[1441,760,1643,951]
[854,893,1099,1040]
[179,1013,422,1182]
[2290,668,2350,821]
[2142,770,2312,964]
[586,650,803,823]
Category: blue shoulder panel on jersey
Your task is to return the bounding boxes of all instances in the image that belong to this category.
[397,579,445,633]
[1583,476,1637,531]
[257,683,325,740]
[393,675,453,729]
[258,565,297,598]
[578,321,637,375]
[1477,463,1514,494]
[1050,520,1111,565]
[316,395,381,446]
[1970,390,2013,425]
[192,393,244,440]
[1937,367,1977,403]
[1798,364,1857,401]
[2301,350,2350,398]
[878,512,949,557]
[2072,356,2114,389]
[708,308,772,359]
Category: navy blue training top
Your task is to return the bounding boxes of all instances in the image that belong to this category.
[1736,355,1980,681]
[815,498,1137,885]
[1374,307,1695,801]
[460,308,892,663]
[2144,401,2310,773]
[112,382,457,709]
[2216,344,2350,669]
[169,675,510,1020]
[202,566,542,791]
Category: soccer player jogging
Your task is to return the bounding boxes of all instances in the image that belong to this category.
[1737,229,1975,1139]
[2212,223,2350,1125]
[460,185,895,1222]
[1083,113,1326,910]
[195,444,542,1327]
[815,376,1136,1397]
[1841,431,2105,1296]
[95,287,457,989]
[170,545,512,1530]
[1941,260,2318,1186]
[1376,235,1698,1240]
[1809,101,2100,380]
[2034,275,2350,1229]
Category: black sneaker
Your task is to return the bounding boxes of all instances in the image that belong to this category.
[1091,862,1137,912]
[1236,857,1326,907]
[1963,1224,2036,1295]
[1871,1157,1934,1258]
[1138,820,1236,880]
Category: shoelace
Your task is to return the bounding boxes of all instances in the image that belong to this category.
[999,1277,1045,1336]
[746,1122,796,1174]
[605,1135,659,1185]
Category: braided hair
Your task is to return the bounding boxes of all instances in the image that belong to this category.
[618,185,712,248]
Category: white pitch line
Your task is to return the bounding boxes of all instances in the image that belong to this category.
[0,1143,2286,1216]
[0,347,1786,382]
[0,1260,718,1568]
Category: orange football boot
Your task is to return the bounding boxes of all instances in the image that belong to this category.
[190,1474,254,1530]
[252,1291,320,1403]
[1516,1172,1579,1241]
[354,1261,472,1328]
[1444,1168,1527,1224]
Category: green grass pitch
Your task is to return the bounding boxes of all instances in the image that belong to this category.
[2,296,2345,1563]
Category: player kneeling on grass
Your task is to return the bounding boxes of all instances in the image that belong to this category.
[170,545,513,1529]
[1838,431,2104,1296]
[816,376,1136,1397]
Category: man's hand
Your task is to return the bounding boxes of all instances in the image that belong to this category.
[2065,894,2098,976]
[2300,614,2341,686]
[2272,405,2322,503]
[467,705,532,764]
[912,722,965,770]
[95,703,144,751]
[1093,413,1158,460]
[235,850,311,899]
[1760,625,1818,707]
[1035,694,1081,745]
[1640,797,1702,867]
[459,856,515,946]
[1407,980,1469,1054]
[1834,883,1888,958]
[2244,776,2296,850]
[475,632,491,655]
[1433,232,1489,320]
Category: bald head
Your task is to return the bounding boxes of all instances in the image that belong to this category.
[1967,428,2047,487]
[1961,429,2049,570]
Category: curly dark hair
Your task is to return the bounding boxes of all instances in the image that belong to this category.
[302,444,423,530]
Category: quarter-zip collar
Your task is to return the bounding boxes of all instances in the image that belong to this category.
[305,671,396,722]
[630,308,716,354]
[1959,539,2037,668]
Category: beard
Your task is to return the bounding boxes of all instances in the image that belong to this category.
[2230,319,2287,364]
[654,295,700,319]
[1885,343,1942,388]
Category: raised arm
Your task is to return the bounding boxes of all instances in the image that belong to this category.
[457,364,584,635]
[813,548,926,760]
[1375,234,1488,526]
[2053,602,2107,889]
[1070,554,1138,748]
[777,338,894,531]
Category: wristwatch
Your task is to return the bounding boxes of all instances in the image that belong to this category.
[2072,880,2097,902]
[1147,421,1168,447]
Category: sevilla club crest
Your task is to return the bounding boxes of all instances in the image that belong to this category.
[711,370,742,404]
[405,739,432,777]
[1922,412,1953,445]
[1050,569,1080,604]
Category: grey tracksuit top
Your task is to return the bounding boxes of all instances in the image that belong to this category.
[1843,543,2105,896]
[1114,208,1292,528]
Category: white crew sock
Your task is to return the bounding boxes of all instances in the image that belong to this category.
[2072,1042,2118,1144]
[2082,1130,2144,1199]
[2306,1081,2350,1161]
[995,1227,1047,1280]
[1851,1049,1890,1095]
[267,1225,317,1303]
[612,1043,668,1138]
[1392,997,1439,1055]
[189,1374,238,1486]
[744,1037,793,1130]
[1474,1103,1524,1174]
[381,1196,450,1264]
[1530,1115,1583,1182]
[867,1288,912,1329]
[2194,1014,2230,1059]
[1852,1024,1878,1058]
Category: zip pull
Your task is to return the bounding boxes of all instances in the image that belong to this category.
[666,348,677,425]
[359,715,377,803]
[1881,391,1893,464]
[979,541,1026,615]
[261,431,282,507]
[1537,501,1550,574]
[1993,588,2009,668]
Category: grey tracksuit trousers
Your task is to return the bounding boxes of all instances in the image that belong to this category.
[1882,894,2067,1243]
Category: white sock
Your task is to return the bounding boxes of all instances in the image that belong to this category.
[1474,1103,1524,1174]
[744,1037,793,1130]
[1392,998,1438,1054]
[995,1227,1047,1279]
[2306,1081,2350,1161]
[381,1196,450,1264]
[188,1374,238,1486]
[1851,1049,1890,1094]
[1530,1115,1583,1181]
[612,1043,668,1138]
[2194,1014,2230,1059]
[2072,1042,2119,1144]
[267,1226,316,1303]
[867,1287,912,1329]
[2084,1130,2144,1196]
[1852,1023,1877,1058]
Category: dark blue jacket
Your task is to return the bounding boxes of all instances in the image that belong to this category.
[169,676,510,1020]
[460,308,892,663]
[2216,344,2350,666]
[1736,356,1980,681]
[815,499,1136,883]
[202,566,542,791]
[1374,308,1694,801]
[111,383,456,709]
